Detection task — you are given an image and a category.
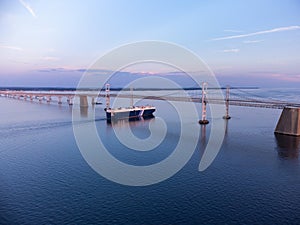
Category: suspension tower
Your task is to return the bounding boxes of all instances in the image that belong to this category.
[199,82,209,125]
[105,83,110,109]
[223,85,231,119]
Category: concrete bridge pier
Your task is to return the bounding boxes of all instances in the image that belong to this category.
[58,96,62,104]
[67,97,73,106]
[275,107,300,136]
[80,95,88,108]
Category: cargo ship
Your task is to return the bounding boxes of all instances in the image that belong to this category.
[105,105,156,121]
[104,84,156,121]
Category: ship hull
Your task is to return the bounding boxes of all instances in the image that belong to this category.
[105,107,155,121]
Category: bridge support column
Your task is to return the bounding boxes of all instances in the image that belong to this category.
[223,85,231,119]
[67,97,73,105]
[30,95,33,101]
[199,82,209,125]
[47,96,51,103]
[80,95,88,108]
[39,97,42,103]
[275,107,300,136]
[58,96,62,104]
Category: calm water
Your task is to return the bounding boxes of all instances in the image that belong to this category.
[1,88,300,224]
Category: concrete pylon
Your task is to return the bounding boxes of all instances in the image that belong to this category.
[80,95,88,108]
[58,96,62,104]
[275,107,300,136]
[67,97,73,105]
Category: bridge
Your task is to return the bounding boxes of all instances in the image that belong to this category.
[0,87,299,109]
[1,85,299,135]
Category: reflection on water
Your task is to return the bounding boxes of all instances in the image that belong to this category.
[221,119,229,147]
[80,106,88,117]
[106,115,155,127]
[224,119,229,136]
[275,133,300,159]
[200,125,207,148]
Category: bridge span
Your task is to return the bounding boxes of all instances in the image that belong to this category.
[1,86,300,135]
[0,89,299,109]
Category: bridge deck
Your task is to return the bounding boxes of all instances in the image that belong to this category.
[0,90,299,109]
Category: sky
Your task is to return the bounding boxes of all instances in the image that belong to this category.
[0,0,300,87]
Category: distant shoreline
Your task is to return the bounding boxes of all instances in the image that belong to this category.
[0,86,259,91]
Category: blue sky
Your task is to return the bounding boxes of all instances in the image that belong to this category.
[0,0,300,87]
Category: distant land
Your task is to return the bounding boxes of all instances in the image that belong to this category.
[0,86,259,92]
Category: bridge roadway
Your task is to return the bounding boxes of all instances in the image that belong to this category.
[0,90,300,109]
